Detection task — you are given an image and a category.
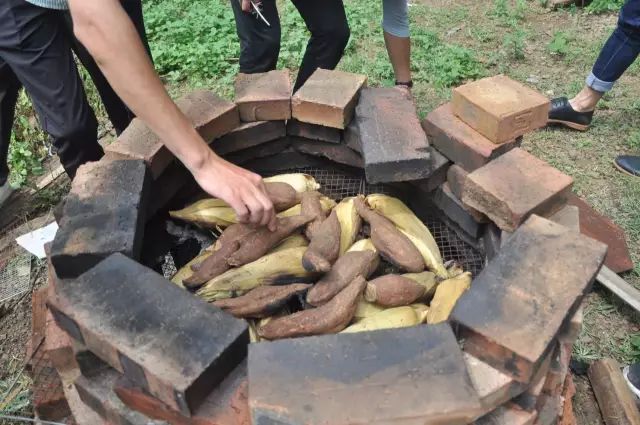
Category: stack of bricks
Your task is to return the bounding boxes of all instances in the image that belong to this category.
[43,70,609,424]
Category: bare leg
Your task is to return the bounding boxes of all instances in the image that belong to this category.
[383,31,411,84]
[569,86,604,112]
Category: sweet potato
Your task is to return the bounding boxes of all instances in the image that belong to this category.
[306,250,379,306]
[364,274,427,307]
[265,182,302,211]
[183,240,240,289]
[213,283,311,318]
[354,197,424,272]
[227,215,313,267]
[302,209,341,273]
[301,191,326,239]
[258,275,367,340]
[210,223,254,253]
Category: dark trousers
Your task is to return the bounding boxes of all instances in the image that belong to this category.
[0,0,102,185]
[230,0,350,92]
[590,0,640,90]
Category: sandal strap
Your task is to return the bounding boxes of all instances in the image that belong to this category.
[395,80,413,88]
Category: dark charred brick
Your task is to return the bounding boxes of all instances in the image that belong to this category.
[235,70,291,122]
[451,215,607,383]
[482,222,503,263]
[567,193,633,273]
[213,120,286,156]
[49,253,249,416]
[115,361,250,425]
[343,119,362,153]
[291,137,363,168]
[146,161,192,219]
[286,119,342,144]
[106,91,239,178]
[224,137,292,165]
[474,404,537,425]
[461,148,573,232]
[433,183,486,239]
[292,69,367,129]
[249,323,482,424]
[75,366,165,425]
[51,158,149,279]
[355,87,432,183]
[423,103,521,171]
[410,148,451,193]
[451,75,550,144]
[242,149,341,174]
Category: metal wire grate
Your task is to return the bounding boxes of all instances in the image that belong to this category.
[0,253,32,306]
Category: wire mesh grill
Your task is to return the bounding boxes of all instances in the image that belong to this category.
[0,253,32,306]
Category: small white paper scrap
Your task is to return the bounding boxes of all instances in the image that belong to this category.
[15,221,59,259]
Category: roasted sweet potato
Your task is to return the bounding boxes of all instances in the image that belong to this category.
[265,182,302,211]
[302,209,341,273]
[364,274,427,307]
[354,197,425,272]
[306,250,379,306]
[227,215,313,267]
[258,275,367,340]
[213,283,311,318]
[210,223,255,253]
[183,240,240,289]
[301,191,326,240]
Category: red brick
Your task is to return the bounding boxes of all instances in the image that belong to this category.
[291,137,363,168]
[533,393,561,425]
[49,253,248,417]
[410,148,451,193]
[447,164,468,199]
[235,70,292,121]
[30,346,71,421]
[567,193,634,273]
[548,205,580,233]
[213,120,286,156]
[558,305,583,345]
[106,90,239,178]
[225,137,291,165]
[286,119,342,144]
[354,87,432,183]
[464,353,525,416]
[292,68,367,129]
[558,375,577,425]
[115,362,250,425]
[451,75,550,144]
[28,287,48,362]
[474,404,537,425]
[451,215,607,383]
[45,310,78,376]
[423,103,522,171]
[542,341,572,397]
[433,183,486,239]
[461,148,574,232]
[513,352,554,412]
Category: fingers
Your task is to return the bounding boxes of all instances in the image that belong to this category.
[241,0,251,12]
[229,195,250,224]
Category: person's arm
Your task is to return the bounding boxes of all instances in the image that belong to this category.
[68,0,275,229]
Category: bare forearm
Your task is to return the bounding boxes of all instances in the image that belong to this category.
[68,0,211,172]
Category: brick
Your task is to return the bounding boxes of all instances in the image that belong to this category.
[542,342,572,397]
[30,346,70,421]
[49,253,249,416]
[45,310,78,376]
[292,68,367,129]
[28,287,48,362]
[464,353,525,415]
[410,148,451,193]
[423,103,522,171]
[224,137,291,165]
[75,366,165,425]
[343,119,362,153]
[548,205,580,233]
[558,375,577,425]
[483,222,502,263]
[355,87,432,183]
[213,120,286,156]
[474,404,537,425]
[115,361,250,425]
[512,352,554,411]
[533,394,561,425]
[461,148,574,232]
[106,90,239,178]
[447,164,469,199]
[146,161,192,218]
[51,159,149,279]
[451,215,607,383]
[242,149,334,173]
[286,119,342,144]
[291,137,363,168]
[234,70,292,121]
[451,75,550,144]
[567,193,633,273]
[558,305,583,344]
[433,183,486,239]
[249,323,482,425]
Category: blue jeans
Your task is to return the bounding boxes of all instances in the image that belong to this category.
[587,0,640,92]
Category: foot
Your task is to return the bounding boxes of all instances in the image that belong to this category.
[614,155,640,177]
[0,181,13,209]
[623,364,640,400]
[547,97,594,131]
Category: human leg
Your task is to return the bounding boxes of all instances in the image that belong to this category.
[230,0,281,74]
[382,0,411,86]
[0,60,21,186]
[290,0,350,91]
[0,0,102,179]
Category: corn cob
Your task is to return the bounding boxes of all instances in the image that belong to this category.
[347,238,377,253]
[334,197,362,254]
[427,272,472,324]
[263,173,320,192]
[342,306,422,333]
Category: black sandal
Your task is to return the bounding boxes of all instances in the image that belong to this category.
[395,80,413,89]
